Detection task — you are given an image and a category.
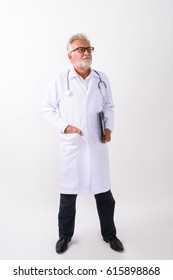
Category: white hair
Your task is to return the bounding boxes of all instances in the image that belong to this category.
[66,33,90,53]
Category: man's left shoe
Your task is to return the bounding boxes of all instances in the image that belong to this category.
[55,238,71,254]
[104,235,124,252]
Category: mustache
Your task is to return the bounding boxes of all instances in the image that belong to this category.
[82,56,91,60]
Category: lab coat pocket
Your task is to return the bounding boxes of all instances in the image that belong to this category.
[60,132,81,144]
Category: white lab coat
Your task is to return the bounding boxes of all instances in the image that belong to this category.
[41,68,115,194]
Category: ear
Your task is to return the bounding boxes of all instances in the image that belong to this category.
[68,53,72,60]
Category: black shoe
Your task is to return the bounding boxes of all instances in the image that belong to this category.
[104,235,124,252]
[55,238,71,254]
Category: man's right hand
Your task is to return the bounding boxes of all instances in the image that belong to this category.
[64,125,83,136]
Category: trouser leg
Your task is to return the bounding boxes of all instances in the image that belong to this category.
[58,194,77,239]
[94,190,116,240]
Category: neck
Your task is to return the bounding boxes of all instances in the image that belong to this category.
[74,67,91,79]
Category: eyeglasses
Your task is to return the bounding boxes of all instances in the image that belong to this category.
[70,46,94,54]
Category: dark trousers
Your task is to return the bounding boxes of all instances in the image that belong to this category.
[58,190,116,240]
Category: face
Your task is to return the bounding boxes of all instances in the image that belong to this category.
[68,39,92,70]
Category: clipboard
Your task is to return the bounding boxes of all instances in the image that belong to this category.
[99,111,105,138]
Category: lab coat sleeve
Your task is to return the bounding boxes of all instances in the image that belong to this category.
[102,74,115,132]
[41,77,68,133]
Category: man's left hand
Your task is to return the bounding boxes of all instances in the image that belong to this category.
[101,128,111,143]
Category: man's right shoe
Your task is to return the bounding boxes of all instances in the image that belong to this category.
[55,238,71,254]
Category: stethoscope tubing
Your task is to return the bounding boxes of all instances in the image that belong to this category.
[66,69,107,101]
[93,70,107,90]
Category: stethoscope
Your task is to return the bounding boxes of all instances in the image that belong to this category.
[66,69,107,102]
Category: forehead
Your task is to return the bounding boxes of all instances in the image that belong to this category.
[71,39,90,48]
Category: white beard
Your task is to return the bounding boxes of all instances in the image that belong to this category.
[75,58,92,70]
[81,58,92,69]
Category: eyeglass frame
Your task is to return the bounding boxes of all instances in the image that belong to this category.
[70,46,94,54]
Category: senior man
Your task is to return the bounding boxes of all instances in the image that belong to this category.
[41,33,124,254]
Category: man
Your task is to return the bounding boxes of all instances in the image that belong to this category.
[41,33,124,254]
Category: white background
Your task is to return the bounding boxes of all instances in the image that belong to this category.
[0,0,173,260]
